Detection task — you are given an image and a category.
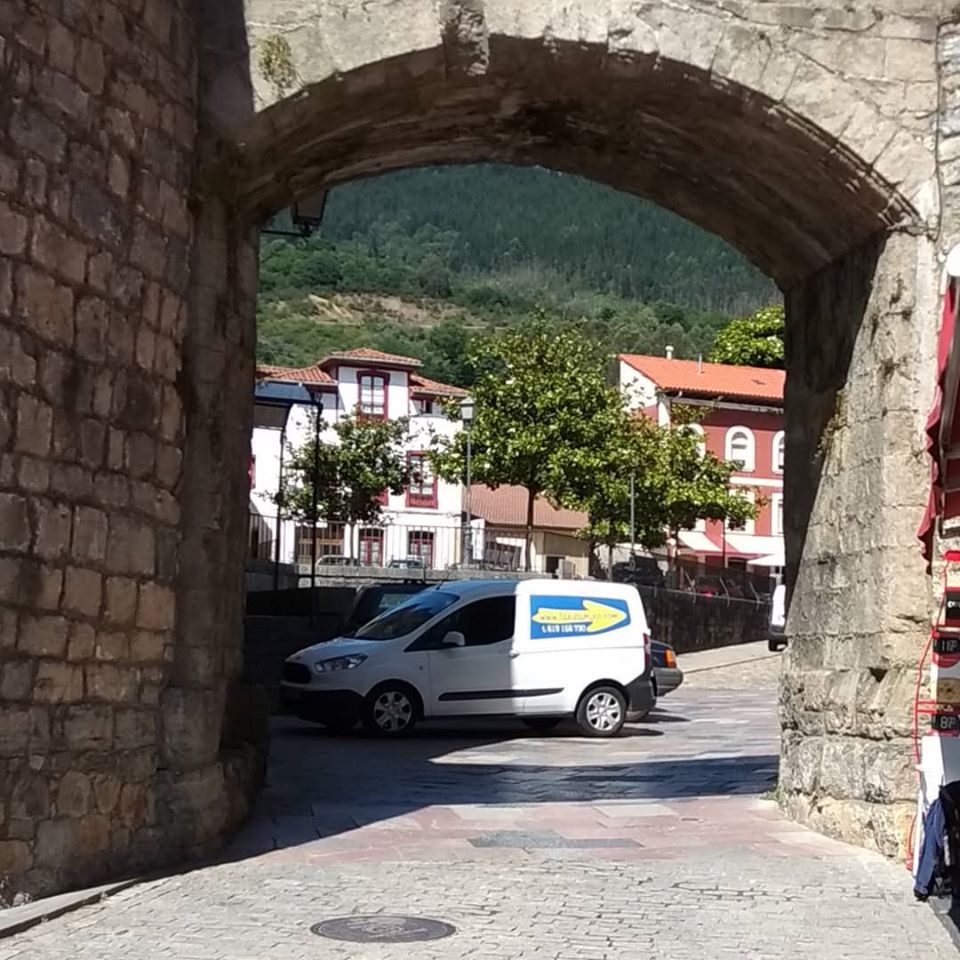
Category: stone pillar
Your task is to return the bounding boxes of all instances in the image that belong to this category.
[0,0,264,900]
[0,0,198,897]
[780,229,939,857]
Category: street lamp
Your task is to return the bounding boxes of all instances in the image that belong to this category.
[460,396,475,566]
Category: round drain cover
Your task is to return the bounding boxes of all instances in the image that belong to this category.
[311,915,456,943]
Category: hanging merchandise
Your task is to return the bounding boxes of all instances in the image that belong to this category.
[915,781,960,900]
[913,551,960,885]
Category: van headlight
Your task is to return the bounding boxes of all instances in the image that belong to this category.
[315,654,368,673]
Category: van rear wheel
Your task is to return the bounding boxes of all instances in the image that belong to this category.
[576,686,626,738]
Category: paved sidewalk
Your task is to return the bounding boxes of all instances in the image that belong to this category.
[0,642,951,959]
[678,640,782,689]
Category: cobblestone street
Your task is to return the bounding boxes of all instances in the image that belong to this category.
[0,644,952,959]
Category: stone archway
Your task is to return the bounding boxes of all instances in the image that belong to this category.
[0,0,950,899]
[201,0,942,857]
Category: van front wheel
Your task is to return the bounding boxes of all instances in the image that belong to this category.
[576,686,626,738]
[363,684,419,737]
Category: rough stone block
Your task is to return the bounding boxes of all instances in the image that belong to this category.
[103,576,137,625]
[94,629,129,661]
[33,660,84,703]
[71,505,106,562]
[62,566,102,618]
[31,216,87,284]
[130,630,165,662]
[85,662,138,701]
[0,200,29,256]
[16,264,74,346]
[160,687,224,770]
[55,771,92,818]
[0,706,49,756]
[17,614,69,658]
[0,493,30,552]
[66,622,95,661]
[92,774,121,815]
[136,582,175,631]
[0,840,33,875]
[62,704,113,750]
[0,659,35,701]
[75,297,108,362]
[114,708,158,750]
[106,516,155,576]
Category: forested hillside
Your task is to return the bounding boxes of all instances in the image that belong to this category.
[258,165,778,384]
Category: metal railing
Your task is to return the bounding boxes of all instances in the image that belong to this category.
[612,555,777,601]
[246,510,584,579]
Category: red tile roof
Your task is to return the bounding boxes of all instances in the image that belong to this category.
[257,352,465,398]
[410,373,468,398]
[468,484,587,531]
[620,354,784,405]
[321,348,422,369]
[255,363,336,384]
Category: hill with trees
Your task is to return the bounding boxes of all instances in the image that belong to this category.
[258,164,779,384]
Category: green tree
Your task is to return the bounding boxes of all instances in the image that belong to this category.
[709,304,785,369]
[431,324,628,569]
[282,411,410,558]
[580,412,757,573]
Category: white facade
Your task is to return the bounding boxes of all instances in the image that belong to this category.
[249,353,465,573]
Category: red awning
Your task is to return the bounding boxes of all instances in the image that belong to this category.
[920,280,959,564]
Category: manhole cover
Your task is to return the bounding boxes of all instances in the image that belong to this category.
[311,915,457,943]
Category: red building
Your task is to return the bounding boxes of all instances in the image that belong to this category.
[619,351,785,570]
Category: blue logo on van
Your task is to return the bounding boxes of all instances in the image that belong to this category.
[530,595,631,638]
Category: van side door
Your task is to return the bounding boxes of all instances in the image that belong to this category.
[408,596,519,717]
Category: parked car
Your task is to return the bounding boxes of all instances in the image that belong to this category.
[343,582,431,636]
[318,554,350,567]
[768,583,787,651]
[281,578,655,738]
[692,574,725,597]
[388,557,427,570]
[651,639,683,697]
[626,638,682,721]
[613,558,666,589]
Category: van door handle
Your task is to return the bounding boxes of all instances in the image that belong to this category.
[509,651,521,659]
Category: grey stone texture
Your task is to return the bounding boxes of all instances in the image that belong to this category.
[0,0,263,902]
[0,0,956,898]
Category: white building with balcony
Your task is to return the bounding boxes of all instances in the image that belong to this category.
[249,348,467,574]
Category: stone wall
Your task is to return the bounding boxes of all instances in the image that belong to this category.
[0,0,954,901]
[0,0,263,902]
[779,230,939,858]
[639,588,771,658]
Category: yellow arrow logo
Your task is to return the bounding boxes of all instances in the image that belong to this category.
[532,599,628,634]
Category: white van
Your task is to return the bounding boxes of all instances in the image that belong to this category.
[768,583,787,651]
[280,579,654,738]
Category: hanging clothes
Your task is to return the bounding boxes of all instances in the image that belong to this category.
[915,781,960,900]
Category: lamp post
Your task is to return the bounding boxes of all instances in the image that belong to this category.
[309,394,324,624]
[460,396,475,566]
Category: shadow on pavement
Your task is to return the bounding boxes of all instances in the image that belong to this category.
[213,703,778,864]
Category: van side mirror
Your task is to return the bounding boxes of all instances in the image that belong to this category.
[442,631,466,648]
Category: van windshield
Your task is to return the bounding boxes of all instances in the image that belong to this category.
[354,590,459,640]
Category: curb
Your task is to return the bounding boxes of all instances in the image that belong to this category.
[682,652,781,675]
[928,897,960,951]
[0,878,141,940]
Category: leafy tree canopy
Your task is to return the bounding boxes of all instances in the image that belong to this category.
[579,410,757,552]
[709,304,785,369]
[281,412,410,530]
[432,324,628,566]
